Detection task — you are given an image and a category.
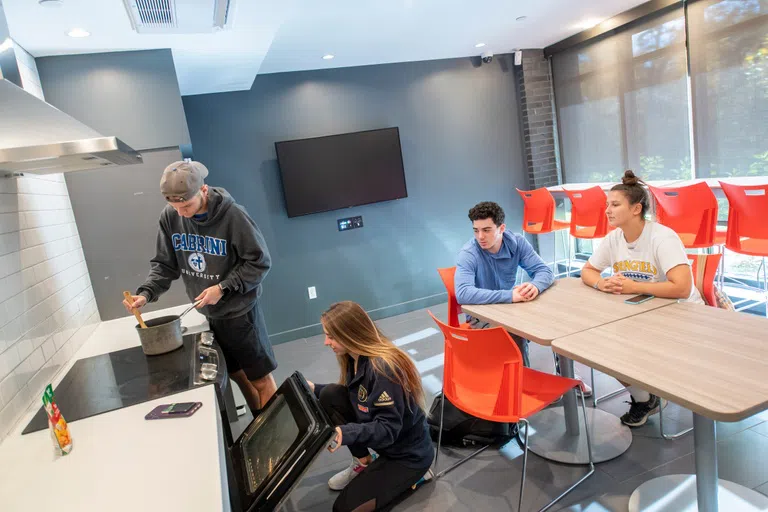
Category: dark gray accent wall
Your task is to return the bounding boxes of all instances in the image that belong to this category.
[183,56,529,344]
[65,148,191,321]
[36,49,190,151]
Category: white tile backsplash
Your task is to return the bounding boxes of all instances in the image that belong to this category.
[0,174,100,445]
[0,232,22,257]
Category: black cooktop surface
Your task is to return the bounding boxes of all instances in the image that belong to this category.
[23,334,214,434]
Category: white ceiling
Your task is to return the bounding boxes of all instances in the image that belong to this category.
[3,0,648,96]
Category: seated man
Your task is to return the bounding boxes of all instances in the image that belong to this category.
[455,201,592,395]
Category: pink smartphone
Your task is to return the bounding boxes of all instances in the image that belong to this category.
[145,402,202,420]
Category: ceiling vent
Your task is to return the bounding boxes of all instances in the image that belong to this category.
[122,0,234,34]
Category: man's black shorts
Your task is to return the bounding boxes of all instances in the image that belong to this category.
[208,301,277,381]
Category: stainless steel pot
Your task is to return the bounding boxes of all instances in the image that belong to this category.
[134,301,201,356]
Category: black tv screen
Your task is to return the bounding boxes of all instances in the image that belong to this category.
[275,127,407,217]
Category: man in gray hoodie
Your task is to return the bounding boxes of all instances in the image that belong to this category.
[123,160,276,413]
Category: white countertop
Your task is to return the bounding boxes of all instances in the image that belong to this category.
[0,306,230,512]
[0,384,229,511]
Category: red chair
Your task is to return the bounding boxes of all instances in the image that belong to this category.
[719,182,768,315]
[689,253,722,308]
[436,267,469,329]
[429,312,594,511]
[648,182,724,249]
[563,186,613,240]
[517,187,571,277]
[656,253,724,440]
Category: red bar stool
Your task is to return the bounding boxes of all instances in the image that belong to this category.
[516,187,571,278]
[648,182,722,249]
[562,186,623,406]
[563,185,613,241]
[719,182,768,315]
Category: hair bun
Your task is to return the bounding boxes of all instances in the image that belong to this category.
[622,170,639,186]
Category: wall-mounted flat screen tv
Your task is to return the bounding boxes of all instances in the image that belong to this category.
[275,127,407,218]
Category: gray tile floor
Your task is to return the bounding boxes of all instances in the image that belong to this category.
[233,304,768,511]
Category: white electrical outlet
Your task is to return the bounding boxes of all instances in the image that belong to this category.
[308,286,317,299]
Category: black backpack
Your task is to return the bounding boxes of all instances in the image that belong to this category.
[427,393,516,446]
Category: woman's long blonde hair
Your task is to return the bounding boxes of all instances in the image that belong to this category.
[321,301,426,413]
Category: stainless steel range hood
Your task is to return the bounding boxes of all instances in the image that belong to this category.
[0,80,143,174]
[0,1,142,174]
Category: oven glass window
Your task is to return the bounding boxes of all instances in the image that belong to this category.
[241,395,300,494]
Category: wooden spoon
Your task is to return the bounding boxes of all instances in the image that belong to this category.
[123,291,148,329]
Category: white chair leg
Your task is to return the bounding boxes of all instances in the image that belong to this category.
[553,232,558,276]
[518,418,530,511]
[432,393,490,478]
[539,390,596,512]
[659,400,693,440]
[590,367,627,407]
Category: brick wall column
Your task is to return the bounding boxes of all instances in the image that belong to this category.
[516,49,561,189]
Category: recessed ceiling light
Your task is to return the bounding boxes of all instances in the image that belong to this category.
[38,0,63,7]
[516,16,527,21]
[322,54,334,60]
[576,19,603,30]
[475,43,486,48]
[68,28,91,38]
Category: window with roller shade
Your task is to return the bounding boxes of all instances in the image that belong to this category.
[689,0,768,181]
[689,0,768,279]
[552,7,692,184]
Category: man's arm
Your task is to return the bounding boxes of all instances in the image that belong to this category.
[136,219,181,303]
[515,235,554,293]
[218,207,271,294]
[455,250,513,304]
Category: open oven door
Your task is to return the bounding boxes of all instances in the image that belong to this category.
[226,372,335,512]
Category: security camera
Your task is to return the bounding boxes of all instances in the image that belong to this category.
[481,51,494,64]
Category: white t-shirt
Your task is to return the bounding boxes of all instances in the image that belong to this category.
[588,222,704,304]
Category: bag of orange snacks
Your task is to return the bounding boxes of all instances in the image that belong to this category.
[43,384,73,455]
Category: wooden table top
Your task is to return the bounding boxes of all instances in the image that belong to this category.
[461,277,676,346]
[552,303,768,422]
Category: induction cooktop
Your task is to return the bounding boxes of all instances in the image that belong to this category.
[23,334,227,435]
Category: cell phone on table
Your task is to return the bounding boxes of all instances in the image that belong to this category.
[145,402,202,420]
[624,294,655,305]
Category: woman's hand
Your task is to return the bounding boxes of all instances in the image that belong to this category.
[328,427,342,453]
[306,380,315,393]
[600,275,624,294]
[601,275,640,295]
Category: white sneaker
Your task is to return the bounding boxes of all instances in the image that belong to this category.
[575,374,593,398]
[411,468,435,490]
[328,456,372,491]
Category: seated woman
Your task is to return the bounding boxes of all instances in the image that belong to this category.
[581,170,704,427]
[306,301,434,512]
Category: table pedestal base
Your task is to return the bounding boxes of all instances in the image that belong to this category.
[629,475,768,512]
[524,406,632,464]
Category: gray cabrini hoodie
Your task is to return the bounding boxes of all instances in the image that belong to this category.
[137,187,271,320]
